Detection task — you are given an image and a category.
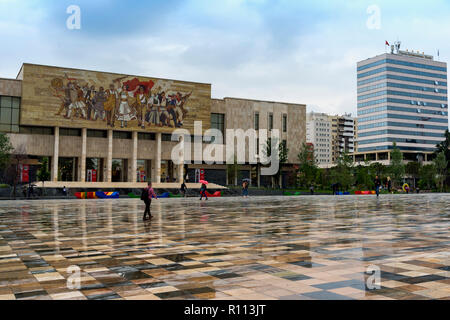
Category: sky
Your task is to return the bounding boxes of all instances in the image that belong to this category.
[1,0,450,117]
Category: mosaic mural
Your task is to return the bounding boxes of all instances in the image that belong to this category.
[19,64,211,132]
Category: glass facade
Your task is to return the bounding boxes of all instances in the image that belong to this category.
[358,106,448,116]
[359,113,448,124]
[359,137,441,145]
[358,90,447,102]
[0,96,20,133]
[358,129,445,138]
[358,121,448,131]
[358,58,447,72]
[358,74,447,87]
[357,54,448,153]
[358,66,447,79]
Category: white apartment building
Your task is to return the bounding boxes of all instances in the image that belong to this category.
[306,112,332,166]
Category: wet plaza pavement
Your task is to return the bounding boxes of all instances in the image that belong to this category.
[0,195,448,300]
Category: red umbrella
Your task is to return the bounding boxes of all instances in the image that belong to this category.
[199,180,208,185]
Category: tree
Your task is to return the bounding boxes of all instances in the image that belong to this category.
[405,161,421,189]
[355,162,372,190]
[370,162,386,177]
[297,143,318,188]
[226,156,240,186]
[419,164,436,190]
[433,151,447,192]
[37,157,51,194]
[331,152,354,191]
[0,133,13,171]
[389,142,405,189]
[263,137,288,188]
[8,145,28,199]
[434,129,450,169]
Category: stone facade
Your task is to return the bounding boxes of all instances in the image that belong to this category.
[1,64,307,187]
[0,78,21,97]
[211,97,306,164]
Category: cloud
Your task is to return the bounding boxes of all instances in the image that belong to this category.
[0,0,448,128]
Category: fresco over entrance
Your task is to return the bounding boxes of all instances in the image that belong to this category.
[19,64,211,132]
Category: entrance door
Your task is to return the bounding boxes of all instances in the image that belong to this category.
[112,159,124,182]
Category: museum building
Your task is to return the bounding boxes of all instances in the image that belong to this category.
[0,63,306,187]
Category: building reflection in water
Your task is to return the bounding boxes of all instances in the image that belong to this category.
[107,201,113,245]
[80,201,87,252]
[132,200,139,247]
[53,204,60,255]
[155,200,163,245]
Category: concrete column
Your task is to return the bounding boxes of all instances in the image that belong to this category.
[131,131,138,183]
[155,132,161,183]
[177,135,184,182]
[52,127,59,182]
[80,128,87,182]
[106,129,113,182]
[257,164,261,187]
[388,151,391,162]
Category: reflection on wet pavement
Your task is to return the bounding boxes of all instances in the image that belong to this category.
[0,195,448,300]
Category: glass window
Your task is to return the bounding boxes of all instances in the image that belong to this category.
[282,114,287,132]
[138,132,155,140]
[0,107,11,124]
[113,131,132,139]
[11,108,19,125]
[87,129,107,138]
[254,113,259,130]
[60,128,81,136]
[211,113,225,136]
[162,133,173,141]
[12,97,20,109]
[19,126,54,135]
[0,96,11,108]
[268,113,273,130]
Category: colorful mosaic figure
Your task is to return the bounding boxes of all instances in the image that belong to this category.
[117,84,137,128]
[50,76,192,130]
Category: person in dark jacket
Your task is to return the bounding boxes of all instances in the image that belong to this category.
[200,183,208,200]
[180,181,187,197]
[374,176,381,197]
[142,182,158,220]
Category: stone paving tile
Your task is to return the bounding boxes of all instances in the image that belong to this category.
[0,195,448,300]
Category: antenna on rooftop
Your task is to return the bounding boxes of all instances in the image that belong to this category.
[394,40,401,54]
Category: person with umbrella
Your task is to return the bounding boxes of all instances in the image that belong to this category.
[199,180,208,201]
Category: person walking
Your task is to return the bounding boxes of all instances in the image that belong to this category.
[310,184,314,195]
[374,175,381,197]
[63,186,67,197]
[199,183,208,201]
[180,181,187,197]
[242,181,249,198]
[141,182,158,220]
